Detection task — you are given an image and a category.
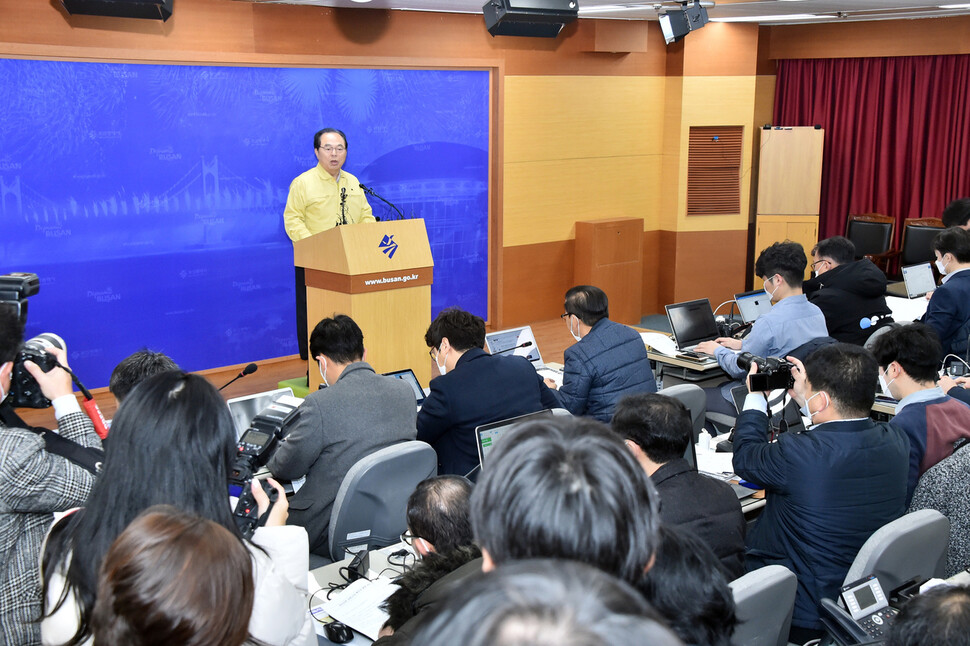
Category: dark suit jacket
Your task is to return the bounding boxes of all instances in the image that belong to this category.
[555,318,657,422]
[651,458,747,580]
[417,348,559,477]
[733,410,909,630]
[267,362,417,556]
[803,258,892,345]
[924,270,970,361]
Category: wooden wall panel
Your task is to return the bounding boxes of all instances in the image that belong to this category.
[641,229,661,316]
[766,16,970,61]
[682,23,760,77]
[503,155,661,247]
[657,229,748,309]
[504,76,665,163]
[501,240,574,326]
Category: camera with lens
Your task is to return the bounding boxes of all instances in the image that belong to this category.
[229,397,301,537]
[737,352,795,392]
[0,272,40,325]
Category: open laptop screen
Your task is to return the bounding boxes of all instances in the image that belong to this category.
[735,290,773,324]
[901,262,936,299]
[476,409,554,468]
[665,299,719,349]
[484,325,543,366]
[226,387,294,439]
[383,369,425,406]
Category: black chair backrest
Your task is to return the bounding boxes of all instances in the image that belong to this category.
[901,223,943,266]
[847,220,893,258]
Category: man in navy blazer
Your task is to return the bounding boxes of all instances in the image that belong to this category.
[924,227,970,362]
[418,308,559,478]
[545,285,657,422]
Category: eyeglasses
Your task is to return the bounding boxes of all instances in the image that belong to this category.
[560,312,572,320]
[811,259,829,270]
[429,347,438,360]
[319,145,346,154]
[401,529,415,546]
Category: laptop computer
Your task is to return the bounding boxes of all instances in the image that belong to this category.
[664,299,720,363]
[484,325,563,386]
[226,387,295,439]
[475,409,554,470]
[895,262,936,299]
[383,368,426,409]
[734,289,773,324]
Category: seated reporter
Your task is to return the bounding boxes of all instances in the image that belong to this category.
[733,343,909,641]
[41,371,315,646]
[410,560,683,646]
[924,227,970,361]
[0,305,102,646]
[108,349,178,406]
[887,585,970,646]
[376,476,481,645]
[91,506,254,646]
[418,308,557,477]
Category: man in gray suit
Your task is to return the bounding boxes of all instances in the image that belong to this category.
[268,314,417,557]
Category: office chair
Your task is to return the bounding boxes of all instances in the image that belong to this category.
[327,440,438,562]
[895,217,945,277]
[660,383,706,444]
[842,508,949,592]
[729,564,798,646]
[862,322,898,351]
[845,213,896,274]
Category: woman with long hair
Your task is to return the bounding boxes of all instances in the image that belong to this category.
[41,370,314,645]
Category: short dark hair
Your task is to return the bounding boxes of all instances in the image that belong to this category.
[639,524,738,646]
[812,236,856,266]
[407,476,474,554]
[411,559,682,646]
[611,393,691,464]
[803,342,879,418]
[755,241,808,288]
[109,350,179,403]
[424,308,485,352]
[471,417,660,587]
[888,585,970,646]
[309,314,364,363]
[314,127,348,149]
[90,505,253,646]
[870,323,942,384]
[564,285,609,326]
[942,198,970,229]
[0,303,23,364]
[934,227,970,263]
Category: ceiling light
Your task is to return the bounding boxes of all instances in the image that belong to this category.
[711,13,819,22]
[939,3,970,7]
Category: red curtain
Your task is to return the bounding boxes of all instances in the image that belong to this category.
[774,55,970,242]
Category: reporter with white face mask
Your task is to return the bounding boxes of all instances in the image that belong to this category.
[266,314,415,558]
[923,227,970,361]
[418,308,557,479]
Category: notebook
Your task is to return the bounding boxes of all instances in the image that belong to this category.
[664,299,720,362]
[484,325,563,386]
[226,387,295,439]
[382,369,425,409]
[734,289,773,324]
[475,409,554,469]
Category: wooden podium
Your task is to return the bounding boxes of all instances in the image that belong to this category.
[293,220,434,390]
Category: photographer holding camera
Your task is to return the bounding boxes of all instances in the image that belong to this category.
[0,304,102,646]
[732,342,909,643]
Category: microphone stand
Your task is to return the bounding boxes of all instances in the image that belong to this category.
[360,183,407,220]
[340,188,348,226]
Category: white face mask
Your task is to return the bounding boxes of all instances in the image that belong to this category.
[435,347,447,376]
[799,391,824,422]
[566,315,582,343]
[318,357,329,387]
[763,275,778,301]
[878,370,895,398]
[935,256,950,275]
[0,362,9,404]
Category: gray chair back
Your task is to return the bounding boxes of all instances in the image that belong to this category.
[660,383,706,444]
[729,565,797,646]
[843,508,950,591]
[328,440,438,561]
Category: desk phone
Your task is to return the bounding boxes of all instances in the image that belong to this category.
[838,575,898,640]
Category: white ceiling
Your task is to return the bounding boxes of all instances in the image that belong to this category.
[246,0,970,24]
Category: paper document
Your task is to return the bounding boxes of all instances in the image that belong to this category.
[641,332,677,356]
[318,577,398,641]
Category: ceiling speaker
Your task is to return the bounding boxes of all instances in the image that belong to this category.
[60,0,174,21]
[483,0,578,38]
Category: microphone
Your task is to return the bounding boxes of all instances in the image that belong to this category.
[494,341,533,355]
[340,188,347,225]
[860,314,892,330]
[359,183,407,220]
[219,362,258,391]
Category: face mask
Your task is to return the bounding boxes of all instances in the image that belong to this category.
[566,315,582,343]
[435,348,447,376]
[318,358,329,387]
[763,276,777,300]
[799,391,824,421]
[935,257,950,275]
[878,372,895,398]
[0,363,8,404]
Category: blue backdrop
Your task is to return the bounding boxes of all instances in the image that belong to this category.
[0,60,489,388]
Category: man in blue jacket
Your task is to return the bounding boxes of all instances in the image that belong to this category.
[924,227,970,362]
[545,285,656,422]
[418,307,559,478]
[733,343,909,643]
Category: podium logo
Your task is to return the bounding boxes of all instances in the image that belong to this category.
[379,234,399,259]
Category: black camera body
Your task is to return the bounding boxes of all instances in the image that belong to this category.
[9,333,66,409]
[229,398,301,537]
[737,352,795,392]
[0,272,40,325]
